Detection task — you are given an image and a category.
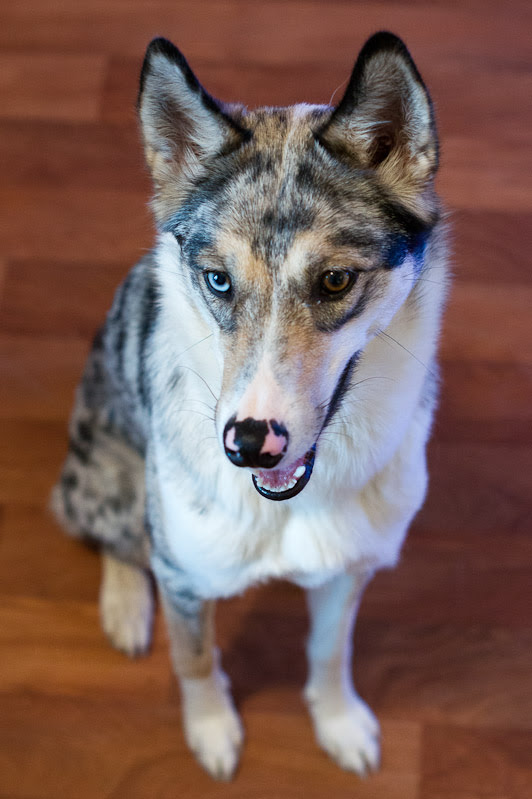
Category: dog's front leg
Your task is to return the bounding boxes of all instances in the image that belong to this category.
[158,587,243,780]
[146,445,243,779]
[304,570,380,776]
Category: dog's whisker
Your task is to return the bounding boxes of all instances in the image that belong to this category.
[177,394,215,406]
[174,333,214,362]
[170,408,215,422]
[178,365,219,402]
[178,399,216,414]
[317,374,394,422]
[376,329,438,379]
[352,375,395,389]
[320,429,352,442]
[400,270,449,288]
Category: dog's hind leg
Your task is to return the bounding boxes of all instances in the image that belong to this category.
[304,570,380,776]
[157,589,243,780]
[51,329,150,569]
[100,553,154,656]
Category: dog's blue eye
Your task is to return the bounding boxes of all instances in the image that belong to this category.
[205,271,232,295]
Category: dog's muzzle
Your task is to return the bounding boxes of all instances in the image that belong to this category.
[223,416,316,500]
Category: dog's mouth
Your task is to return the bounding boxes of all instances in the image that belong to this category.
[251,445,316,501]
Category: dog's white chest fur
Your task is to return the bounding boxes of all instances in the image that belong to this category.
[159,483,364,596]
[158,446,423,597]
[155,338,434,598]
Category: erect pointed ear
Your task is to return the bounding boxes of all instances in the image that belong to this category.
[318,32,438,202]
[137,38,250,214]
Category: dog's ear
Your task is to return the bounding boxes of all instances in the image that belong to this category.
[138,38,249,208]
[318,32,438,202]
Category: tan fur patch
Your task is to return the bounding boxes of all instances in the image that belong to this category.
[215,229,271,291]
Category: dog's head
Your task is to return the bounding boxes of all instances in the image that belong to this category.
[138,32,439,501]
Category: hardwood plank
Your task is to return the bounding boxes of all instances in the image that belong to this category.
[0,336,87,421]
[452,211,532,284]
[419,441,532,535]
[0,693,184,799]
[0,121,149,193]
[437,361,532,444]
[409,524,532,566]
[439,136,532,212]
[0,188,151,262]
[0,0,529,63]
[0,259,127,336]
[356,621,532,729]
[0,257,6,302]
[0,504,100,601]
[439,362,532,426]
[363,532,532,627]
[0,54,107,122]
[441,284,532,363]
[0,419,69,504]
[421,724,532,799]
[433,62,532,142]
[0,596,170,702]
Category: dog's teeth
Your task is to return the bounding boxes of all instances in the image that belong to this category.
[254,463,307,495]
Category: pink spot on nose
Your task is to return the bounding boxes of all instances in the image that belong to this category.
[225,425,236,451]
[260,422,288,457]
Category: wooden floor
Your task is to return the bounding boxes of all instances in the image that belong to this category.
[1,1,531,797]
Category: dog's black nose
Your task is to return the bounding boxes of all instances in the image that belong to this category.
[223,416,287,469]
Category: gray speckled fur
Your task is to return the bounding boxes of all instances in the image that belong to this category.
[51,257,156,567]
[52,253,204,593]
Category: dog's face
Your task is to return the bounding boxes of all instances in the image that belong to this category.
[138,33,439,500]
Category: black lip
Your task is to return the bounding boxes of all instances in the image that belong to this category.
[251,445,316,502]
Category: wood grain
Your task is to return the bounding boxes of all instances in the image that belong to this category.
[0,0,530,796]
[0,53,107,122]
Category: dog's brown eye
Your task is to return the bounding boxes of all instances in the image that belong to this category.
[320,270,354,296]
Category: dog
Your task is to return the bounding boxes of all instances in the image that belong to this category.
[52,30,447,779]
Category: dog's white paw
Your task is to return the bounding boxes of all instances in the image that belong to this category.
[99,556,154,657]
[306,691,380,776]
[184,703,243,780]
[181,672,244,780]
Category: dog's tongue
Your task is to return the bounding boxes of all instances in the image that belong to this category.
[252,446,316,501]
[254,455,307,493]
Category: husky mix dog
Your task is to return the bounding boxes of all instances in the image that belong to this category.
[52,31,447,779]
